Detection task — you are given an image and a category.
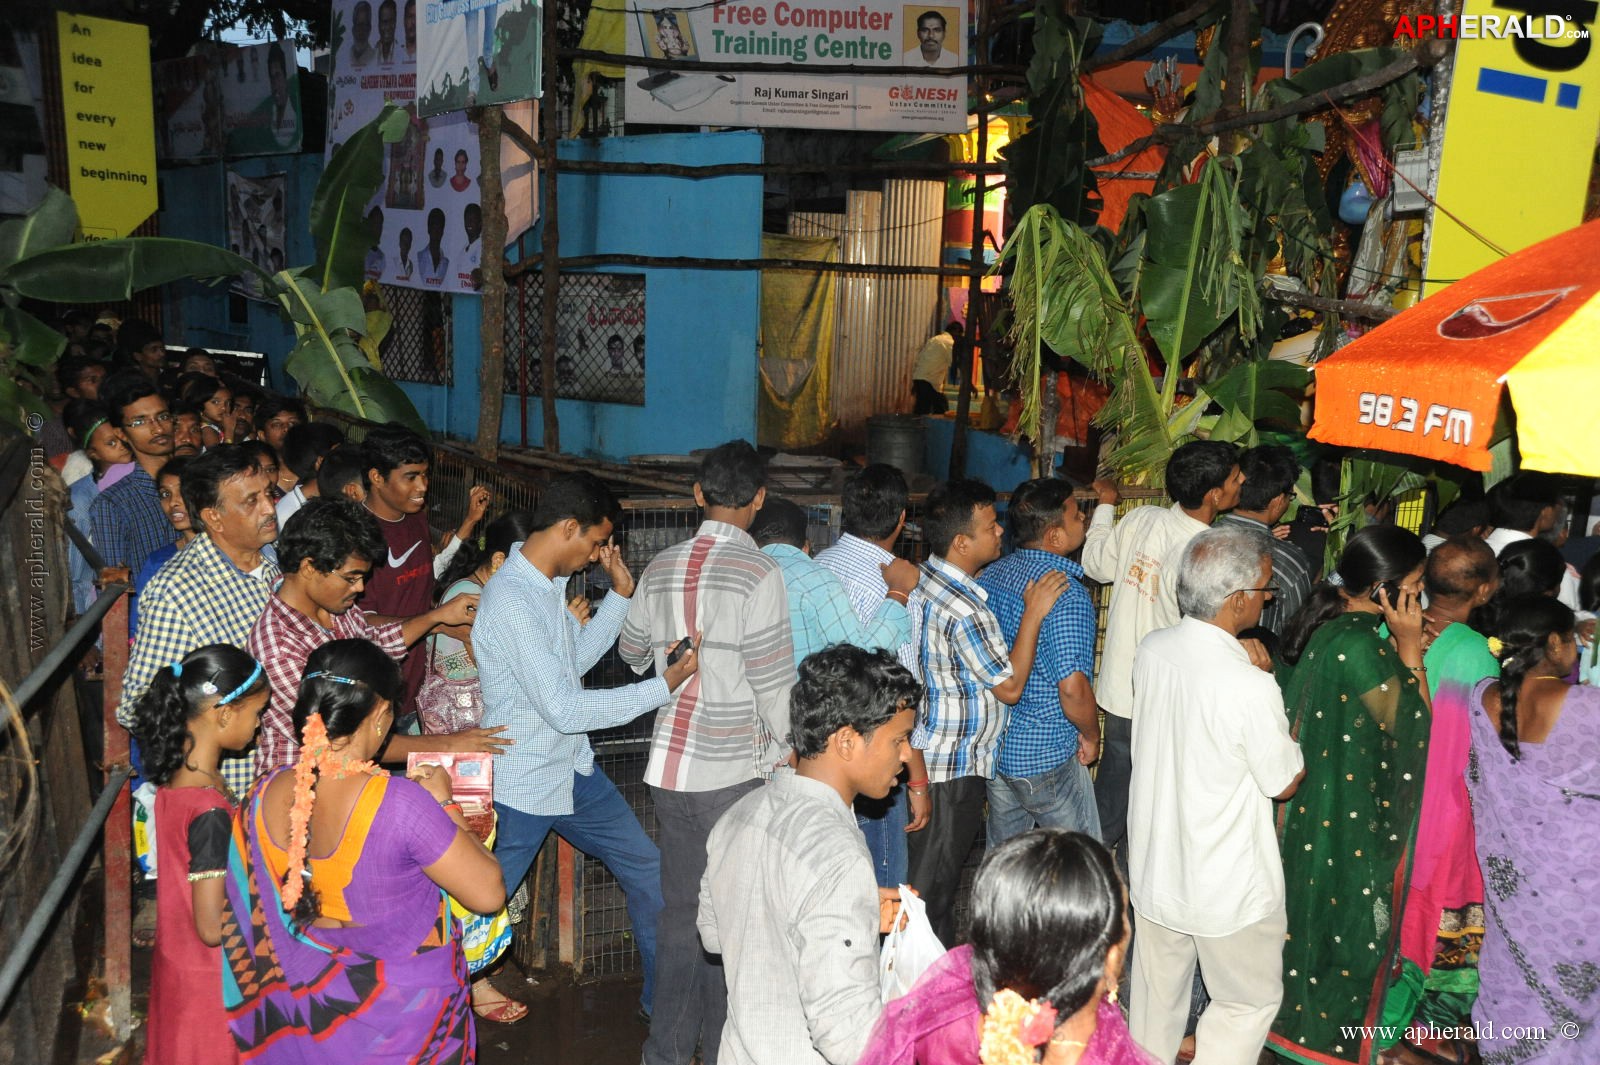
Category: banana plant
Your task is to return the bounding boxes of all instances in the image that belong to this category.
[0,106,424,434]
[0,188,82,426]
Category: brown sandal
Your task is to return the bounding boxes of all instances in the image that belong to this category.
[471,985,529,1025]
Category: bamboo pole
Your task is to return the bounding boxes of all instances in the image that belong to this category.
[474,105,508,461]
[949,0,992,480]
[520,254,968,279]
[539,7,560,453]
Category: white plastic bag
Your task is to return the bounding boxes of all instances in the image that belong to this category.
[878,884,946,1001]
[132,781,158,879]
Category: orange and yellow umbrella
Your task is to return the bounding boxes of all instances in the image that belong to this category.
[1309,219,1600,476]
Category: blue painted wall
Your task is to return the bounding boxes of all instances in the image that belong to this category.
[158,131,764,462]
[158,154,322,392]
[398,130,766,459]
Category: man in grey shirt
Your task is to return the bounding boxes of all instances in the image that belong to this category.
[698,645,921,1065]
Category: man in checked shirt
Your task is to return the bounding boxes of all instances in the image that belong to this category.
[620,440,797,1065]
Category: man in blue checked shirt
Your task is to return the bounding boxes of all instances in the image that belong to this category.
[976,478,1102,845]
[472,473,702,1023]
[902,478,1066,943]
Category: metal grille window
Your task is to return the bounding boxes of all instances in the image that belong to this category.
[379,283,453,385]
[505,272,646,406]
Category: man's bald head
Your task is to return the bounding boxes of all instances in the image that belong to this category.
[1425,536,1499,604]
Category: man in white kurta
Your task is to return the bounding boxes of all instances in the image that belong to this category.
[1128,524,1305,1065]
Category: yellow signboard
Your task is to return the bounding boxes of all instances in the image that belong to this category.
[1425,1,1600,293]
[57,13,157,239]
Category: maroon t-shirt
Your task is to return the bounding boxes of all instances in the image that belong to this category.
[364,509,434,712]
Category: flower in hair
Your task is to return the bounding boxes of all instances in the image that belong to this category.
[280,711,384,912]
[1486,636,1504,656]
[979,989,1058,1065]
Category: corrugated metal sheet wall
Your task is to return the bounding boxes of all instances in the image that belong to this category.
[790,181,944,435]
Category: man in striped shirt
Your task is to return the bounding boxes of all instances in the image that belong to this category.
[620,440,796,1065]
[902,478,1065,944]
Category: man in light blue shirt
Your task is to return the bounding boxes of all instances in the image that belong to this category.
[812,464,933,887]
[474,474,700,1019]
[751,496,917,665]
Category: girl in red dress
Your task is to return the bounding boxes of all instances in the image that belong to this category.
[132,644,267,1065]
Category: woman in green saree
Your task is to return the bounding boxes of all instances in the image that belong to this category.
[1269,526,1431,1065]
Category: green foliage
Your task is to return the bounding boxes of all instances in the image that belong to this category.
[0,106,424,435]
[1000,12,1105,224]
[994,204,1142,449]
[0,189,82,428]
[311,106,411,293]
[1137,161,1261,365]
[1201,357,1311,445]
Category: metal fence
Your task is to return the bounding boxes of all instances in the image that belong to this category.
[379,283,454,386]
[309,408,1171,981]
[522,489,1169,978]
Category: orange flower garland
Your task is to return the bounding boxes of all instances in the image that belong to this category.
[979,988,1058,1065]
[281,711,385,912]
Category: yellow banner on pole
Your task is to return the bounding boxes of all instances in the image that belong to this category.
[1425,1,1600,294]
[57,13,157,239]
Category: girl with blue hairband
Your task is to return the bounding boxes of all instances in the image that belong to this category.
[130,643,266,1065]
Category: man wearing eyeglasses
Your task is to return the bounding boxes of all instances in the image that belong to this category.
[1126,524,1305,1065]
[89,371,177,576]
[247,496,502,776]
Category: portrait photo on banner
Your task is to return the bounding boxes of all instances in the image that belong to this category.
[328,0,536,297]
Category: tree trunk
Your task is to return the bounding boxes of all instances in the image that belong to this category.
[474,106,508,462]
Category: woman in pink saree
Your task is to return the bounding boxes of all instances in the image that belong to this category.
[858,830,1155,1065]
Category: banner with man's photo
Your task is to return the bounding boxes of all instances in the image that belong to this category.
[154,42,303,162]
[416,0,542,117]
[507,273,646,405]
[622,0,966,131]
[328,0,537,295]
[226,170,287,300]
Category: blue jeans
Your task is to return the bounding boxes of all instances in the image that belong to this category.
[987,758,1102,847]
[855,787,909,888]
[493,768,662,1014]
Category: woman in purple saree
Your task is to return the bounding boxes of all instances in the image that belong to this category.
[1467,597,1600,1064]
[858,830,1155,1065]
[220,640,507,1063]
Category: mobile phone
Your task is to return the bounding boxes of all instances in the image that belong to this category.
[1370,579,1404,605]
[667,636,692,666]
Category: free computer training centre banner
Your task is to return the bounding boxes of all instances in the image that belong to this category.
[623,0,969,132]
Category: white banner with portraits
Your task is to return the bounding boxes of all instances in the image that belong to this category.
[328,0,536,295]
[622,0,966,132]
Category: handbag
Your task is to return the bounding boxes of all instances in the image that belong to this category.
[416,633,485,735]
[878,884,946,1001]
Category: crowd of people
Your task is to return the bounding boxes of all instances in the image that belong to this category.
[44,318,1598,1065]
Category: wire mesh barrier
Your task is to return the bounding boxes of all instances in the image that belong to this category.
[302,409,1173,983]
[378,283,454,386]
[504,271,647,406]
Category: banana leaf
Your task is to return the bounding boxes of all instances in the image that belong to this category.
[0,239,275,303]
[310,104,410,293]
[994,203,1141,449]
[0,187,77,271]
[278,279,425,434]
[3,307,67,368]
[1138,162,1259,365]
[1201,357,1310,444]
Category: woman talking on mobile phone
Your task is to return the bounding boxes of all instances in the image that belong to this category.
[1268,525,1432,1065]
